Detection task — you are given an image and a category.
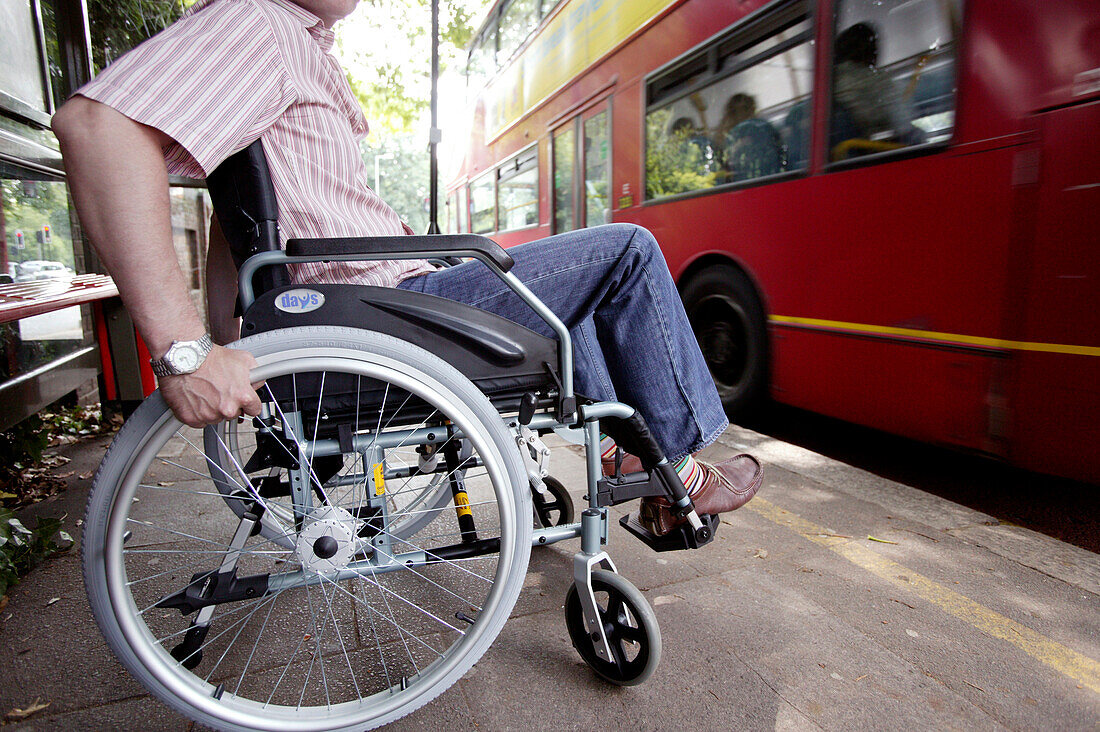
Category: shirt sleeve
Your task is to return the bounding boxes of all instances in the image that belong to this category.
[75,1,297,178]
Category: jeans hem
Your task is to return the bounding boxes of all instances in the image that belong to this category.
[668,417,730,463]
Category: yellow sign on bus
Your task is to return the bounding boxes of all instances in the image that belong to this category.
[484,0,678,138]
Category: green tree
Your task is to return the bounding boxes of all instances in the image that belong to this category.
[340,0,487,135]
[644,109,718,199]
[88,0,192,72]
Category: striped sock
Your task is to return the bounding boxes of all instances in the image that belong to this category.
[674,455,706,496]
[604,435,705,495]
[599,434,618,461]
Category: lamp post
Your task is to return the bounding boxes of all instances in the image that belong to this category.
[427,0,441,234]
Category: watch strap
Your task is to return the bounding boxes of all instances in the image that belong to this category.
[150,333,214,377]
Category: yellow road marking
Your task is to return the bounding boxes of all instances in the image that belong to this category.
[769,315,1100,357]
[745,497,1100,693]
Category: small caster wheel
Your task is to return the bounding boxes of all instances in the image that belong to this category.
[564,569,661,685]
[533,475,574,528]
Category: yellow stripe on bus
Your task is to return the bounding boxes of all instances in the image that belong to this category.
[769,315,1100,357]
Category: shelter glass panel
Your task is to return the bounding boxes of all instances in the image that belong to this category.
[1,1,48,113]
[0,166,83,382]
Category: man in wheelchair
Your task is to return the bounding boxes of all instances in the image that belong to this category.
[52,2,766,727]
[54,0,761,539]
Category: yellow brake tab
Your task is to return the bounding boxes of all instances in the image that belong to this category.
[372,462,385,496]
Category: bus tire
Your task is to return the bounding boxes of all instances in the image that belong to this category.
[682,265,767,417]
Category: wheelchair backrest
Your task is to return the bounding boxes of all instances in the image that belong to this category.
[205,139,289,300]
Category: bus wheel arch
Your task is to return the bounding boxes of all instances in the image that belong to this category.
[678,260,768,418]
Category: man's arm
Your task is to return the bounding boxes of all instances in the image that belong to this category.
[52,96,261,427]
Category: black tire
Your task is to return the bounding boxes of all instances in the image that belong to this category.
[532,475,575,528]
[564,570,661,686]
[681,265,767,416]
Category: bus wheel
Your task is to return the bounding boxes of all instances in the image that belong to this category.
[682,266,766,416]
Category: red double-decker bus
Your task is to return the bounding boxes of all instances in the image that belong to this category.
[443,0,1100,483]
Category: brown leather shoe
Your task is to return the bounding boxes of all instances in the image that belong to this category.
[638,454,762,536]
[601,451,644,477]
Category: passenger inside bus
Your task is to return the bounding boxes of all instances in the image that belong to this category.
[832,21,925,159]
[669,116,719,177]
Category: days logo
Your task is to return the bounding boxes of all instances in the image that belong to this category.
[275,289,325,314]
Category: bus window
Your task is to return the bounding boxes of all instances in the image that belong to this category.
[584,111,609,226]
[456,185,468,234]
[553,124,576,233]
[499,0,538,64]
[468,28,496,90]
[498,146,539,231]
[470,172,495,234]
[645,12,813,200]
[829,0,961,161]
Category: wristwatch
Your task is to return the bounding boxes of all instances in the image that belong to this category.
[150,334,214,377]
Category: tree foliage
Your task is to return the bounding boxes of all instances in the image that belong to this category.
[339,0,488,136]
[87,0,191,72]
[644,109,719,199]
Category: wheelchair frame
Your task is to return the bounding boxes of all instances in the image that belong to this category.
[80,140,720,732]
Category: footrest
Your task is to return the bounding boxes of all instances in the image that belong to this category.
[619,511,720,552]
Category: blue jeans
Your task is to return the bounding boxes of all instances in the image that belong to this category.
[397,223,728,461]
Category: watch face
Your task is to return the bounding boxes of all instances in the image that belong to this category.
[172,345,201,372]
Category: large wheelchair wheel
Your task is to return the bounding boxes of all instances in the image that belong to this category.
[83,326,532,732]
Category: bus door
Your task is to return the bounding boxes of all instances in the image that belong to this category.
[552,100,612,233]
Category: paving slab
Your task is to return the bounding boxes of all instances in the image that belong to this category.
[1,425,1097,731]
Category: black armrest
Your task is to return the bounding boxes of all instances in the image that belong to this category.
[285,234,514,273]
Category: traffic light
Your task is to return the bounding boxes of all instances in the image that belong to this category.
[42,224,51,243]
[14,231,24,249]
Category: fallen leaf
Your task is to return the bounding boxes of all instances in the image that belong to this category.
[0,596,8,612]
[867,535,899,545]
[46,597,60,606]
[752,548,768,559]
[5,698,50,721]
[905,629,920,638]
[78,472,94,480]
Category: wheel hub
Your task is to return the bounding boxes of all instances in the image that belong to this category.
[296,506,359,573]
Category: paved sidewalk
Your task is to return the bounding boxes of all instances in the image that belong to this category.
[1,425,1098,730]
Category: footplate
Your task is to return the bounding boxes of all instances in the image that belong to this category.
[619,511,720,552]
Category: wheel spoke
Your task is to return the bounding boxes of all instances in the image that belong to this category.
[87,330,530,728]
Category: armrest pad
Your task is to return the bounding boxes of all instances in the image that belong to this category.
[285,234,514,272]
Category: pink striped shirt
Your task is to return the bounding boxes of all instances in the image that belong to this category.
[76,0,435,288]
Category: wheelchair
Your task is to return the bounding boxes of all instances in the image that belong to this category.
[81,141,720,731]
